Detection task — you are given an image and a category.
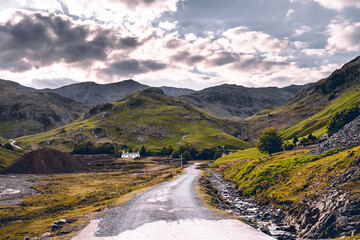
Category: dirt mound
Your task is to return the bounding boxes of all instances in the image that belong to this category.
[1,149,89,174]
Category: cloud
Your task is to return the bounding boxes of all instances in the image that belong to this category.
[222,26,291,54]
[0,11,114,71]
[30,77,77,89]
[104,59,167,76]
[286,9,295,17]
[293,26,311,36]
[326,19,360,53]
[312,0,360,10]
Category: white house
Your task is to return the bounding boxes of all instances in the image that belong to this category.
[121,151,140,158]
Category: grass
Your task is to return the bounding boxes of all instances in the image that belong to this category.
[215,146,360,206]
[279,85,360,139]
[213,148,265,165]
[16,92,250,153]
[0,159,182,239]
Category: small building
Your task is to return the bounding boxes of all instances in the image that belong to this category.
[121,151,140,158]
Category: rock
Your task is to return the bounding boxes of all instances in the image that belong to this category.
[40,232,51,239]
[54,218,67,224]
[51,223,61,231]
[286,156,360,239]
[260,225,271,235]
[24,237,31,240]
[55,128,66,137]
[39,139,55,146]
[310,115,360,154]
[283,225,296,233]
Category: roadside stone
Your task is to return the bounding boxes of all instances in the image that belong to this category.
[40,232,51,239]
[260,225,271,235]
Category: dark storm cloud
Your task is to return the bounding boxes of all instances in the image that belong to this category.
[171,51,205,65]
[104,59,167,76]
[119,37,141,49]
[211,52,238,66]
[0,12,115,71]
[232,56,289,71]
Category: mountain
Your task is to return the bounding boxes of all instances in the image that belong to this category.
[179,84,308,118]
[244,55,360,142]
[0,80,89,138]
[16,88,250,152]
[160,86,195,97]
[41,79,149,105]
[41,79,195,105]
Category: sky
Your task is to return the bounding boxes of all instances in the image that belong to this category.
[0,0,359,90]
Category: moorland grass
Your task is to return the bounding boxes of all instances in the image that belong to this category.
[0,159,181,239]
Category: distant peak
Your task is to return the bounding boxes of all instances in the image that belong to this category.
[141,87,165,95]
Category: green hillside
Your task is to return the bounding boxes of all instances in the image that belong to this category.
[16,88,250,153]
[245,55,360,141]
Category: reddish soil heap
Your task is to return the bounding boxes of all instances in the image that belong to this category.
[2,149,89,174]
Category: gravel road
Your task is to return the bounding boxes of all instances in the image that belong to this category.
[73,165,274,240]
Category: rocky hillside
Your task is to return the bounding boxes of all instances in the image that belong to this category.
[0,80,89,138]
[180,84,308,118]
[16,88,250,152]
[244,55,360,142]
[41,79,149,105]
[213,144,360,239]
[286,156,360,238]
[41,79,195,105]
[310,115,360,154]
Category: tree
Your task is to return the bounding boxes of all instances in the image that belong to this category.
[171,150,180,158]
[213,151,222,160]
[292,136,299,145]
[182,151,192,161]
[256,128,283,156]
[140,146,147,156]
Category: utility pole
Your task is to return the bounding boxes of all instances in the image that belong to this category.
[180,154,183,167]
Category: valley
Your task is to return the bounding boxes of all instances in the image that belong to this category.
[0,55,359,239]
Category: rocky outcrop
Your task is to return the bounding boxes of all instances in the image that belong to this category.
[180,84,306,118]
[286,156,360,238]
[0,80,89,138]
[310,115,360,154]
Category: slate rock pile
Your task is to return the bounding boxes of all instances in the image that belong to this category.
[310,115,360,154]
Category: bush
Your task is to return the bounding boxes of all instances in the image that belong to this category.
[3,143,14,151]
[327,105,360,136]
[283,143,295,150]
[171,150,180,158]
[182,151,192,161]
[72,142,114,154]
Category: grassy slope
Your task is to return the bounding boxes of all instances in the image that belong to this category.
[0,137,22,170]
[16,92,250,152]
[213,148,265,165]
[214,146,359,207]
[279,85,360,139]
[246,83,360,141]
[0,159,181,239]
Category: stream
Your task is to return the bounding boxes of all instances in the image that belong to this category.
[205,169,297,240]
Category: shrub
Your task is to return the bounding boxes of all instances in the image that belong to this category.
[3,143,14,151]
[283,143,295,150]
